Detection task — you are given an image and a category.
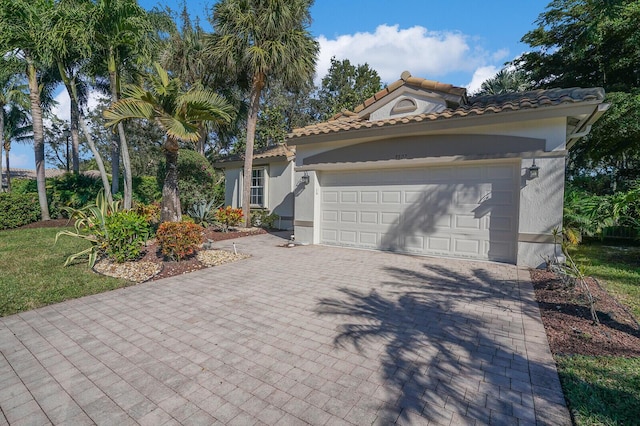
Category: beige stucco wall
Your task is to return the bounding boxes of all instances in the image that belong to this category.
[223,160,295,230]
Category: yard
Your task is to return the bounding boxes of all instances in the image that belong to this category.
[2,223,639,425]
[534,242,640,425]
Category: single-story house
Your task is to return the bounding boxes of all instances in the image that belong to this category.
[215,71,608,267]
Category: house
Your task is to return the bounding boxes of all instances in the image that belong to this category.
[215,71,608,267]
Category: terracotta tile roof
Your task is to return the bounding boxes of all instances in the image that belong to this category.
[330,70,467,120]
[289,86,605,139]
[213,144,296,165]
[1,168,68,180]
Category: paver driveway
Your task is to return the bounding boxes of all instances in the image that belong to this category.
[0,233,570,425]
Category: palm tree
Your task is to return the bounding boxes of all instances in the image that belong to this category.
[0,0,56,220]
[3,106,33,192]
[50,0,113,201]
[104,64,233,222]
[206,0,319,226]
[475,68,531,96]
[90,0,164,209]
[0,57,29,191]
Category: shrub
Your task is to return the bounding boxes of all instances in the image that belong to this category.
[104,210,150,263]
[10,178,37,194]
[251,209,280,229]
[0,193,40,229]
[156,221,204,261]
[55,191,121,267]
[132,175,161,204]
[47,173,103,218]
[134,202,161,228]
[158,149,222,213]
[214,206,243,231]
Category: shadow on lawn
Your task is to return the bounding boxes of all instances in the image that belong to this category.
[316,262,568,424]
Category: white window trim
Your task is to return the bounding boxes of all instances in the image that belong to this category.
[239,166,269,209]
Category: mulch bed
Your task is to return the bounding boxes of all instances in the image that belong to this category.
[531,269,640,357]
[18,219,266,282]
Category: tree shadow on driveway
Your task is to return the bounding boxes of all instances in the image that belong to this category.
[316,262,570,425]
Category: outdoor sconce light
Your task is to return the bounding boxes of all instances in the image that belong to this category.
[301,171,310,185]
[528,159,540,179]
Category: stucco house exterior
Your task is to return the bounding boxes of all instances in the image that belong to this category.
[215,71,607,267]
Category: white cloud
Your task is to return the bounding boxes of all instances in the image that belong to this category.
[50,88,108,124]
[466,65,500,95]
[315,24,505,85]
[1,151,30,169]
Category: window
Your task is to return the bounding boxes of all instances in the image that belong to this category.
[250,168,266,207]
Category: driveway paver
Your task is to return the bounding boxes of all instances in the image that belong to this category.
[0,233,571,425]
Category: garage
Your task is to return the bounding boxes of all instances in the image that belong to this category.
[319,162,519,263]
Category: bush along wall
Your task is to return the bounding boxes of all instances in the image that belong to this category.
[0,193,41,230]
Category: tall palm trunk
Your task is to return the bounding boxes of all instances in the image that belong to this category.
[0,108,4,191]
[27,59,50,220]
[241,72,265,228]
[4,143,9,192]
[69,93,80,174]
[58,61,111,197]
[78,111,113,203]
[107,51,132,209]
[161,138,181,222]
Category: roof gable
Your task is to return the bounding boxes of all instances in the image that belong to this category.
[331,71,467,122]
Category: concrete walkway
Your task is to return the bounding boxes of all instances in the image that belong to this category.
[0,233,570,425]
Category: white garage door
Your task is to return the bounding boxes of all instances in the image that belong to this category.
[320,163,519,263]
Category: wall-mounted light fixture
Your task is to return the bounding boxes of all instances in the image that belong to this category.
[301,171,310,185]
[528,159,540,179]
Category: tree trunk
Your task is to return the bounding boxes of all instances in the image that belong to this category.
[108,52,132,209]
[160,142,181,222]
[242,72,265,228]
[197,125,207,156]
[110,132,120,195]
[27,59,50,220]
[117,122,133,209]
[78,110,113,203]
[69,95,80,174]
[58,61,111,201]
[0,108,4,192]
[4,144,10,192]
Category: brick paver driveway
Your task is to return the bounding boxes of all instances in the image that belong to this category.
[0,233,570,425]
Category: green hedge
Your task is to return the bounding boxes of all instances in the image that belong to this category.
[0,193,41,229]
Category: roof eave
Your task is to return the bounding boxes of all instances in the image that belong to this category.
[288,100,605,146]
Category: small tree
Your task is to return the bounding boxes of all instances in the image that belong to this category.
[104,63,233,222]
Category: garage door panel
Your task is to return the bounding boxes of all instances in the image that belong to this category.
[320,164,518,263]
[323,191,339,203]
[454,239,481,255]
[381,191,402,203]
[455,215,481,230]
[340,211,357,223]
[360,191,378,203]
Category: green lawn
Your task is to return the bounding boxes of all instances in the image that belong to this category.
[0,226,130,317]
[556,356,640,426]
[559,242,640,425]
[568,243,640,318]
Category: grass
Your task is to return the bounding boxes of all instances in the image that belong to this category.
[568,242,640,318]
[556,356,640,426]
[0,226,130,317]
[557,241,640,425]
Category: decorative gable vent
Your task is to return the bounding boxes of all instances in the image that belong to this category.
[391,98,417,115]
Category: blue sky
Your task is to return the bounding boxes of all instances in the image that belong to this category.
[8,0,550,170]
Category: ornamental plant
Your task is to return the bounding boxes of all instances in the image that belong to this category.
[156,221,204,261]
[55,190,121,267]
[215,206,243,232]
[104,211,150,263]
